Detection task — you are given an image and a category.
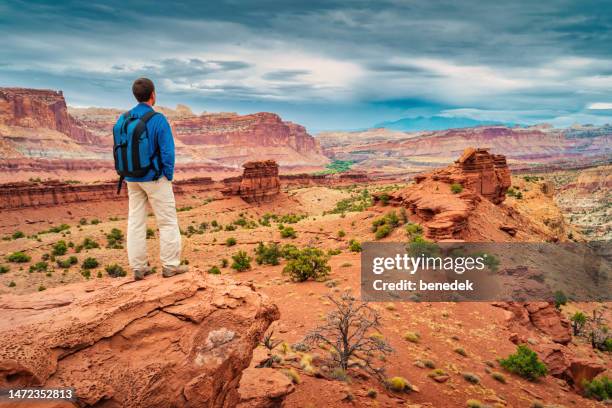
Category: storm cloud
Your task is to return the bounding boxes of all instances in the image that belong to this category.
[0,0,611,131]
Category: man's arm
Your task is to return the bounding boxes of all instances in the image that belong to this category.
[157,116,175,181]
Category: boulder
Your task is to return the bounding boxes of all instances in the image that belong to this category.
[0,273,279,408]
[237,368,295,408]
[494,302,572,344]
[539,344,606,387]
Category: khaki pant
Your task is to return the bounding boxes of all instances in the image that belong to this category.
[126,176,181,270]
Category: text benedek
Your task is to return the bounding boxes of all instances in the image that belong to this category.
[372,279,474,291]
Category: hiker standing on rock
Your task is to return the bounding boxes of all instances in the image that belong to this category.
[112,78,187,280]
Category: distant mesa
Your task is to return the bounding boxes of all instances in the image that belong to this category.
[237,159,281,203]
[374,115,515,131]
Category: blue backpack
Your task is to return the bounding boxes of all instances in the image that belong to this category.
[112,110,161,193]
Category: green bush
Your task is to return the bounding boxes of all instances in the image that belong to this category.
[79,218,88,225]
[52,240,68,256]
[38,285,46,291]
[56,256,78,268]
[280,226,297,239]
[106,228,124,249]
[405,223,423,237]
[221,258,229,268]
[255,242,281,265]
[45,224,70,234]
[146,228,155,239]
[8,281,16,287]
[81,269,91,279]
[375,224,392,239]
[348,239,362,252]
[450,183,463,194]
[6,251,31,263]
[571,311,587,335]
[278,213,306,224]
[208,266,221,275]
[337,230,346,238]
[76,237,100,252]
[582,376,611,401]
[11,231,25,239]
[281,244,300,259]
[282,247,330,282]
[29,261,48,273]
[553,290,567,309]
[0,265,8,274]
[379,193,390,206]
[91,219,100,225]
[226,237,237,246]
[499,345,547,381]
[82,257,99,269]
[231,251,252,271]
[105,264,126,278]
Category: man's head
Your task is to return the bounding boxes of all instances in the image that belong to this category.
[132,78,156,106]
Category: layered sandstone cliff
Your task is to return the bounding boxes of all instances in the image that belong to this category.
[0,273,279,407]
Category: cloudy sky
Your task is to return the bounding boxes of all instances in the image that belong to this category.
[1,0,611,131]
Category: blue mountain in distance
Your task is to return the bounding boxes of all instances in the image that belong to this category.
[374,115,516,131]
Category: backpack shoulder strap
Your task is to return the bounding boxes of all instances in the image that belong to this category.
[140,110,158,123]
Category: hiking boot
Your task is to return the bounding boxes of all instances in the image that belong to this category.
[133,266,152,281]
[162,265,189,278]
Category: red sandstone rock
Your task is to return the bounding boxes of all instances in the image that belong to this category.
[0,273,279,407]
[239,160,280,203]
[237,367,295,408]
[539,344,605,387]
[495,302,572,344]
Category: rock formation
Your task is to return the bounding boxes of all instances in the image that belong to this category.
[222,160,281,203]
[494,302,572,344]
[0,273,279,407]
[375,148,533,241]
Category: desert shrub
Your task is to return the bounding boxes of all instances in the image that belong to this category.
[491,372,506,383]
[281,244,300,259]
[571,311,587,335]
[305,292,393,380]
[327,248,342,256]
[91,219,100,225]
[423,359,436,369]
[282,247,330,282]
[348,239,362,252]
[282,368,301,384]
[553,290,567,309]
[405,223,423,238]
[82,257,99,269]
[52,240,68,256]
[221,258,228,268]
[106,228,124,249]
[8,281,16,287]
[226,237,237,246]
[56,256,77,268]
[6,251,31,263]
[582,376,612,401]
[499,345,547,381]
[0,265,8,274]
[79,218,88,225]
[450,183,463,194]
[375,224,392,239]
[146,228,155,239]
[385,376,413,393]
[462,372,480,384]
[81,269,91,279]
[29,261,48,273]
[177,206,192,212]
[208,266,221,275]
[11,231,25,239]
[105,264,126,278]
[337,229,346,238]
[255,242,281,265]
[231,251,251,271]
[76,237,100,252]
[379,193,390,206]
[280,226,297,238]
[224,224,236,231]
[38,285,46,292]
[44,224,70,234]
[366,389,377,398]
[454,347,468,357]
[403,331,420,343]
[466,400,483,408]
[278,213,306,224]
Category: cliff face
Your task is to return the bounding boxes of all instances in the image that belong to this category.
[238,160,281,203]
[0,273,279,407]
[0,88,101,145]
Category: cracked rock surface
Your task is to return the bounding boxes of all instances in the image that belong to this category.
[0,272,279,408]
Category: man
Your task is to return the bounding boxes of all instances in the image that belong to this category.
[116,78,187,280]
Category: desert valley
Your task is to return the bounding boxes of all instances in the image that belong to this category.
[0,87,610,408]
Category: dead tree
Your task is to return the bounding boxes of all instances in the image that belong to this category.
[304,291,393,380]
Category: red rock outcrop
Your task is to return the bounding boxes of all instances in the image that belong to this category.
[494,302,572,344]
[0,273,279,407]
[237,367,295,408]
[0,88,101,146]
[375,148,531,240]
[223,160,281,203]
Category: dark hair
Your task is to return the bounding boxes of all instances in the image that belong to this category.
[132,78,155,102]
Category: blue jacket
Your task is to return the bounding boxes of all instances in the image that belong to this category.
[122,103,175,182]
